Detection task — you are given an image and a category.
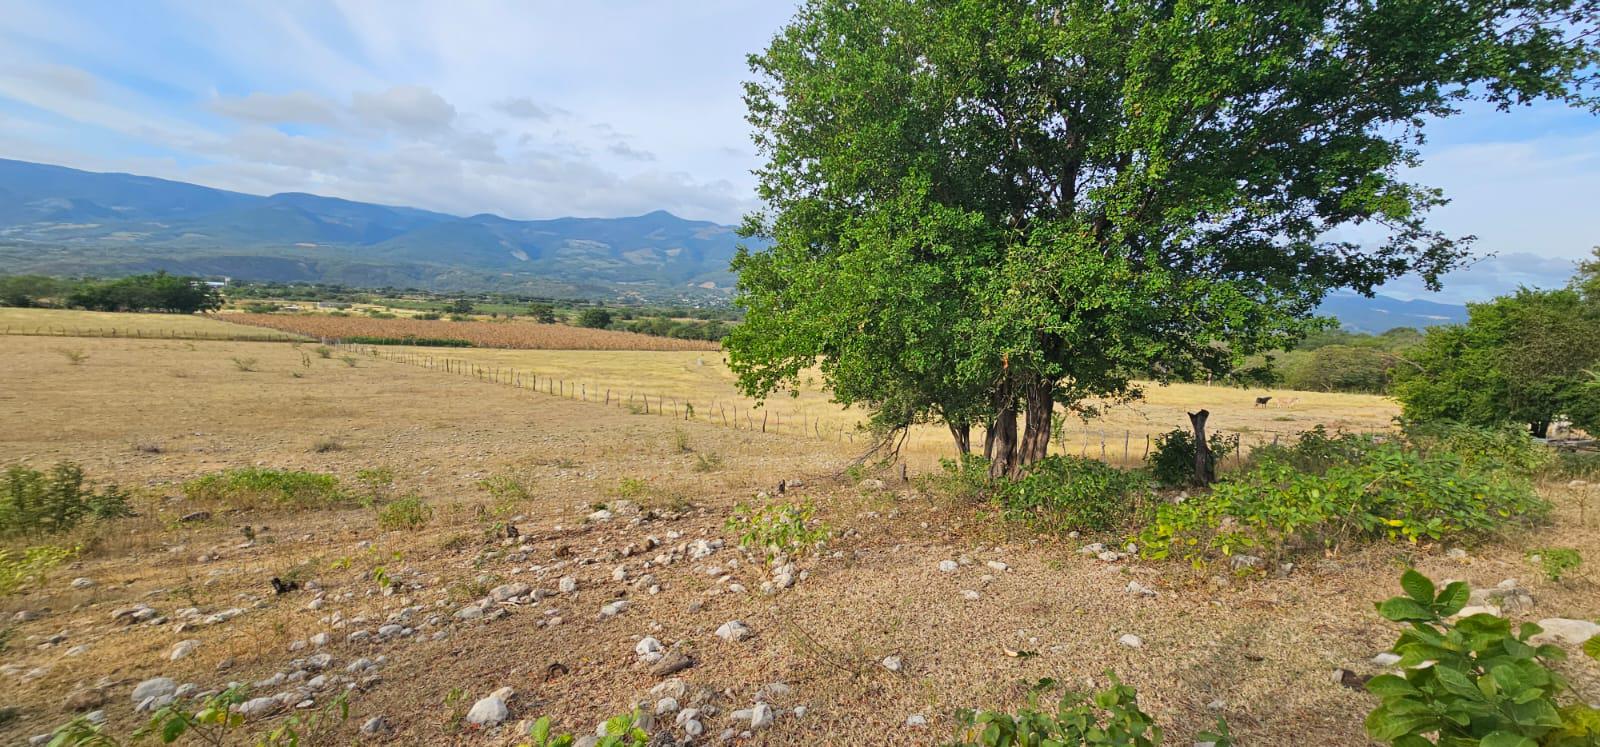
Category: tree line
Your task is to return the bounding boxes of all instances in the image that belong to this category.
[1,272,221,314]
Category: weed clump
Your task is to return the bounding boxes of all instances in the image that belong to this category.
[727,501,830,560]
[376,496,433,531]
[2,462,132,536]
[182,468,343,510]
[0,545,78,596]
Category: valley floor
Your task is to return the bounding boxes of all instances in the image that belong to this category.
[1,334,1596,746]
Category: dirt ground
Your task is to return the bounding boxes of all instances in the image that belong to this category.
[2,333,1597,746]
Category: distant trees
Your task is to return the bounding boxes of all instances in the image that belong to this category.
[729,0,1599,475]
[0,275,72,308]
[444,299,475,315]
[66,272,221,314]
[1394,273,1600,437]
[576,309,613,329]
[527,303,558,324]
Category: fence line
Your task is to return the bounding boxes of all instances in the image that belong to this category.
[1,325,303,342]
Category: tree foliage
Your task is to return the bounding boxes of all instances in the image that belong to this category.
[729,0,1600,475]
[1394,280,1600,437]
[66,272,221,314]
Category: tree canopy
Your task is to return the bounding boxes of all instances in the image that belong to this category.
[728,0,1600,475]
[66,272,221,314]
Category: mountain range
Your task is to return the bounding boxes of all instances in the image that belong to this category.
[0,158,1469,328]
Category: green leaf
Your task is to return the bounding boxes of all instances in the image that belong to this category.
[1401,569,1435,604]
[1479,733,1537,747]
[1434,581,1470,617]
[160,717,187,744]
[1583,635,1600,663]
[529,716,551,746]
[1378,597,1437,622]
[1365,674,1420,697]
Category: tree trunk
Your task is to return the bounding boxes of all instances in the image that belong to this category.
[989,398,1020,479]
[948,422,972,455]
[1019,376,1056,466]
[1188,409,1214,486]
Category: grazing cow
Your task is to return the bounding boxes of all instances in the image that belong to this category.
[1254,396,1272,407]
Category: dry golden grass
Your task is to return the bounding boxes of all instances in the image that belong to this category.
[224,313,720,351]
[372,345,1400,469]
[0,307,303,341]
[3,334,1594,747]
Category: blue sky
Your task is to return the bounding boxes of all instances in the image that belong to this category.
[0,1,1596,302]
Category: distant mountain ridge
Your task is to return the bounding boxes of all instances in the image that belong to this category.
[0,158,1471,324]
[0,158,742,299]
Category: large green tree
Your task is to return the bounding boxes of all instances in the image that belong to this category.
[729,0,1600,475]
[1394,282,1600,438]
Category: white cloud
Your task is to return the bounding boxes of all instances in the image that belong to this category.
[209,91,342,127]
[350,85,456,136]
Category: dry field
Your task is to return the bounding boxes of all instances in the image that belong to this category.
[224,313,720,352]
[0,307,304,341]
[368,345,1400,470]
[2,332,1597,747]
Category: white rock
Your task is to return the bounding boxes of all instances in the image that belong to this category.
[1455,605,1501,618]
[310,632,329,647]
[465,696,509,726]
[960,590,980,601]
[881,655,903,673]
[236,697,280,717]
[937,560,959,573]
[489,583,530,602]
[71,577,94,589]
[635,636,664,663]
[1118,634,1144,649]
[1126,581,1157,597]
[1371,653,1402,667]
[751,702,774,729]
[131,677,176,705]
[169,640,200,661]
[559,576,578,594]
[599,600,630,617]
[587,509,614,522]
[655,697,679,715]
[1530,618,1600,647]
[715,620,751,642]
[359,716,388,735]
[905,714,928,727]
[612,566,628,582]
[985,561,1009,572]
[652,679,688,700]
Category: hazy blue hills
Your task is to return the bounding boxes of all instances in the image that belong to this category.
[0,158,742,299]
[0,158,1472,325]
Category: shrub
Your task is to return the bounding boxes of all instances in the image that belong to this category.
[2,463,132,536]
[577,308,613,329]
[1365,569,1600,745]
[520,712,649,747]
[377,496,433,531]
[1402,420,1551,476]
[182,468,343,510]
[1530,547,1583,582]
[1146,428,1238,487]
[0,545,77,596]
[692,452,724,472]
[920,454,997,503]
[1243,425,1375,474]
[355,468,395,503]
[998,456,1151,534]
[615,477,648,499]
[230,357,258,372]
[949,674,1231,747]
[309,438,342,454]
[1140,438,1547,566]
[726,501,830,560]
[314,345,333,359]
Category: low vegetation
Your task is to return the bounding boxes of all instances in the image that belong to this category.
[726,501,830,560]
[181,468,344,510]
[1139,428,1549,566]
[376,496,433,531]
[2,462,132,536]
[1145,428,1238,488]
[0,545,77,596]
[1365,569,1600,746]
[997,455,1151,535]
[950,674,1231,747]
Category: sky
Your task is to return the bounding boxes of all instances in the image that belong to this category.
[0,0,1596,303]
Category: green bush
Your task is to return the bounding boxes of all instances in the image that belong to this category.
[1403,421,1551,476]
[999,456,1150,534]
[1146,428,1238,487]
[376,496,433,531]
[1365,569,1600,746]
[1243,425,1375,474]
[0,545,77,596]
[948,674,1231,747]
[520,712,649,747]
[1531,547,1583,583]
[921,454,997,502]
[182,469,343,510]
[2,463,132,536]
[726,501,831,560]
[1140,437,1547,566]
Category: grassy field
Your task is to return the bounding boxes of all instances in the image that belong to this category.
[1,332,1595,747]
[0,307,305,341]
[224,312,720,351]
[372,345,1400,469]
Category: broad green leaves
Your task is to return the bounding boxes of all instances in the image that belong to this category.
[1366,570,1600,746]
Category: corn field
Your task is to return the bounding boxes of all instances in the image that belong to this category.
[225,314,721,351]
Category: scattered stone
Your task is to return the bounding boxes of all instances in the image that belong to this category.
[66,687,108,711]
[1333,668,1371,691]
[636,637,665,664]
[859,479,886,490]
[1530,618,1600,647]
[1126,581,1157,598]
[599,600,630,618]
[1371,653,1402,667]
[906,714,928,727]
[465,696,509,727]
[655,697,679,715]
[1118,634,1144,649]
[169,640,200,661]
[937,560,959,573]
[1446,548,1468,560]
[715,620,751,643]
[180,511,211,523]
[652,652,695,677]
[559,576,578,594]
[960,589,980,601]
[71,577,94,589]
[237,697,281,717]
[13,610,37,622]
[1229,555,1262,571]
[359,716,389,736]
[881,655,903,673]
[131,677,176,706]
[985,560,1009,572]
[750,702,775,729]
[587,509,614,523]
[489,583,530,602]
